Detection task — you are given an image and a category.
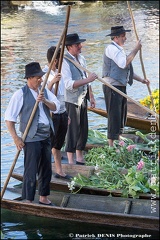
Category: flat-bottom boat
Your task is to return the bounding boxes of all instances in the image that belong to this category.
[88,100,159,133]
[1,187,159,231]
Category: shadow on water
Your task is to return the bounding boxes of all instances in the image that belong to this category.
[1,209,159,240]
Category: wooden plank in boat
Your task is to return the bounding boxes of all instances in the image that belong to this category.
[52,163,95,178]
[12,163,95,179]
[11,165,159,200]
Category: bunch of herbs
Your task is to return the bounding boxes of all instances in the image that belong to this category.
[68,131,159,198]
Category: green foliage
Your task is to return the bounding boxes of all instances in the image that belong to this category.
[87,129,107,144]
[121,166,151,198]
[68,131,159,198]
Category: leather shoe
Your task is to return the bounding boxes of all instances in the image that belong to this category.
[39,201,55,206]
[76,161,85,165]
[55,173,73,180]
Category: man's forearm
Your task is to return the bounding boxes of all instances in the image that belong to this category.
[126,47,139,66]
[43,99,57,111]
[5,120,18,140]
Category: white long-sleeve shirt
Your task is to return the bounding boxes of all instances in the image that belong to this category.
[105,41,127,69]
[61,51,88,91]
[42,65,66,114]
[43,65,65,95]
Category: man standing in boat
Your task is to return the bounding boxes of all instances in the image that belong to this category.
[61,33,98,165]
[5,62,60,205]
[102,26,150,147]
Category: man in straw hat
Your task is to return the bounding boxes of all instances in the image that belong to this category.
[61,33,98,165]
[5,62,60,205]
[102,26,150,147]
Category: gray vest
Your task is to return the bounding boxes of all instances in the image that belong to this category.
[102,43,133,86]
[64,53,88,106]
[19,85,54,140]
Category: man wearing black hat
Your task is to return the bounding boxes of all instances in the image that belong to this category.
[61,33,98,165]
[5,62,60,205]
[102,26,150,147]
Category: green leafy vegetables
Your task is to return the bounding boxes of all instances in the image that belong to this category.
[68,131,159,198]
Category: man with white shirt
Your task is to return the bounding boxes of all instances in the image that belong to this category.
[5,62,60,205]
[102,26,150,147]
[61,33,98,165]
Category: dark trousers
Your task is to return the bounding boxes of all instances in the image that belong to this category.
[103,85,127,140]
[22,138,52,201]
[65,99,88,152]
[51,111,68,150]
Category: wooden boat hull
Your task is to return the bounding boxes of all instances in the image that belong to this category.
[1,188,159,231]
[88,100,159,132]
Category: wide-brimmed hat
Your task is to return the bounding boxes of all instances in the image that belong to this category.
[24,62,45,79]
[65,33,86,46]
[106,26,131,36]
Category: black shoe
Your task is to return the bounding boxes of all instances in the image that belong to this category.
[39,201,55,206]
[76,161,85,165]
[55,173,73,180]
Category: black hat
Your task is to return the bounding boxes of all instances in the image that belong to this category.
[65,33,86,46]
[24,62,45,79]
[106,26,131,36]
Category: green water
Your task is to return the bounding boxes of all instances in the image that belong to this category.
[1,208,159,239]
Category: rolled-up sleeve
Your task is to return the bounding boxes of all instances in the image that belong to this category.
[61,59,75,90]
[46,88,60,113]
[4,89,23,122]
[106,44,127,69]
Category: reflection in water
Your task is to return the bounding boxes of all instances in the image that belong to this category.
[1,1,159,239]
[1,209,159,240]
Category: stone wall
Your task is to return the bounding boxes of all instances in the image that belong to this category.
[59,0,83,4]
[1,1,31,11]
[1,1,97,11]
[11,1,32,6]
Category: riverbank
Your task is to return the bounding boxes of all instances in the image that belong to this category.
[1,1,31,11]
[1,1,119,11]
[0,1,92,11]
